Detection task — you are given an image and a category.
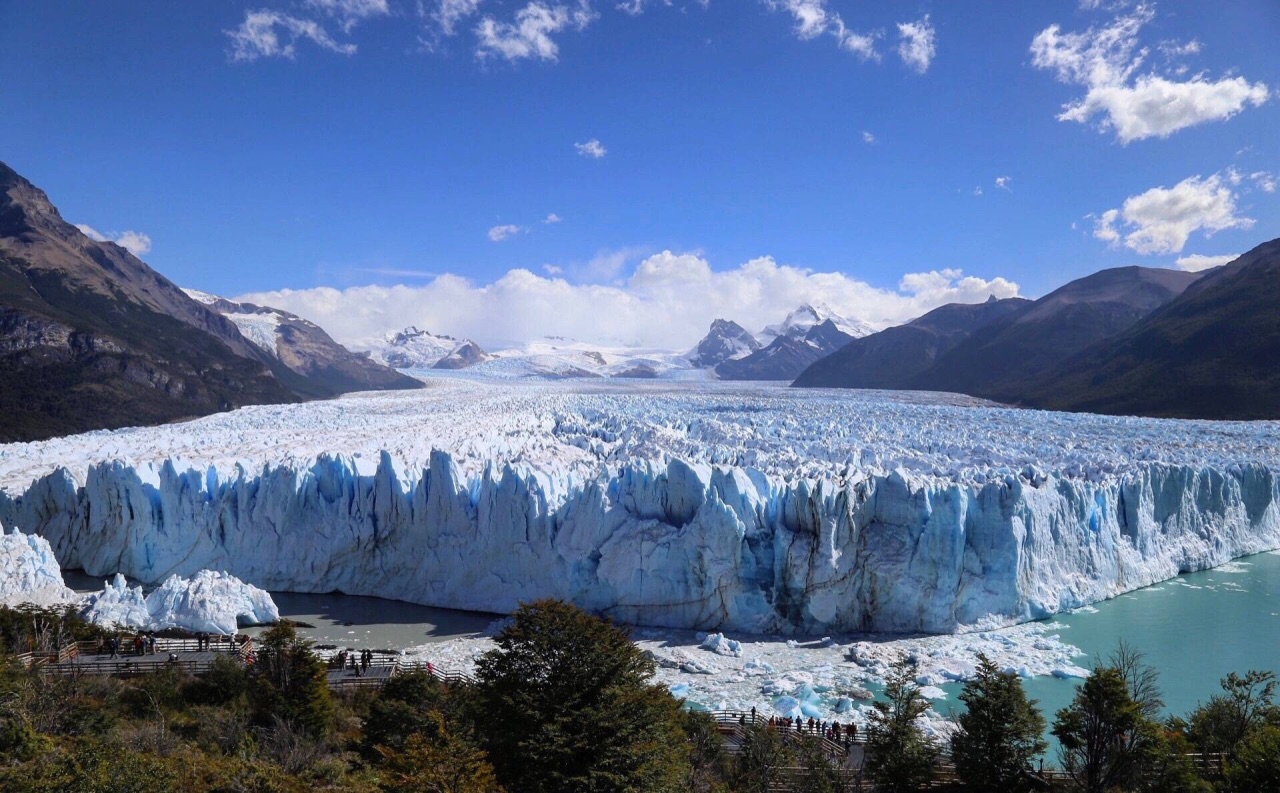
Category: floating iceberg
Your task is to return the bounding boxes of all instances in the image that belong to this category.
[0,379,1277,635]
[82,570,279,635]
[0,525,74,607]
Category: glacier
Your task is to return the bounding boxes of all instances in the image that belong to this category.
[1,378,1278,635]
[0,525,75,607]
[82,570,279,635]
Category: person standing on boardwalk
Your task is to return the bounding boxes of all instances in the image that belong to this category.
[109,635,119,659]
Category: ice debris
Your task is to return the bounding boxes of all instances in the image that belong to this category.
[82,570,279,635]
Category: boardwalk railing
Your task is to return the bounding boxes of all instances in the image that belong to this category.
[710,710,855,761]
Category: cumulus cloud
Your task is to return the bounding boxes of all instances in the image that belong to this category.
[74,224,153,257]
[763,1,881,61]
[487,224,524,241]
[861,131,876,144]
[225,9,358,61]
[543,213,563,223]
[896,15,935,74]
[1093,172,1254,254]
[574,138,607,158]
[1030,4,1270,143]
[1174,253,1238,272]
[995,176,1012,190]
[236,252,1020,350]
[475,0,596,61]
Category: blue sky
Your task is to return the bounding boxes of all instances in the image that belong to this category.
[1,1,1277,348]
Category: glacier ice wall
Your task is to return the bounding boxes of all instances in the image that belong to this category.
[0,525,75,607]
[3,452,1277,634]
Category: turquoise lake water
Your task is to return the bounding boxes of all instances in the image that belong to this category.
[1011,550,1280,725]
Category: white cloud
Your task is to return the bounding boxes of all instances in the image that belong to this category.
[972,186,984,197]
[763,1,881,61]
[1030,4,1270,143]
[616,0,680,14]
[427,0,486,36]
[305,0,390,32]
[487,224,524,242]
[1174,253,1238,272]
[475,1,596,62]
[1094,172,1254,254]
[574,138,607,158]
[236,252,1020,350]
[1250,171,1277,193]
[896,15,935,74]
[861,131,876,144]
[543,213,563,223]
[74,224,153,257]
[225,9,358,61]
[995,176,1012,190]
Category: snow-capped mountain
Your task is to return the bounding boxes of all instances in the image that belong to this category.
[365,326,492,370]
[716,304,875,381]
[757,302,875,346]
[461,337,707,380]
[686,319,761,368]
[185,290,421,396]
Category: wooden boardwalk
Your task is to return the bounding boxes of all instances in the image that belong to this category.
[326,663,397,689]
[45,649,234,677]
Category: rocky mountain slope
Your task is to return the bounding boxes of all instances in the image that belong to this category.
[793,296,1030,389]
[0,161,420,442]
[1022,240,1280,419]
[185,290,421,395]
[914,266,1202,402]
[0,161,306,441]
[686,319,760,368]
[795,267,1202,403]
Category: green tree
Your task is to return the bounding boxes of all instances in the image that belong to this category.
[1188,670,1279,756]
[681,710,731,793]
[950,653,1046,792]
[731,723,791,793]
[377,717,504,793]
[791,732,844,793]
[865,656,936,793]
[1052,666,1145,793]
[251,621,333,738]
[363,668,449,755]
[1222,724,1280,793]
[473,599,689,793]
[1134,723,1211,793]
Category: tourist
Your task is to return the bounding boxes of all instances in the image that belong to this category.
[362,649,371,673]
[426,661,435,677]
[750,705,757,722]
[108,635,119,659]
[148,633,157,655]
[134,635,144,656]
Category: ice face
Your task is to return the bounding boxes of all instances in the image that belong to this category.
[0,525,75,607]
[1,379,1278,635]
[81,569,279,635]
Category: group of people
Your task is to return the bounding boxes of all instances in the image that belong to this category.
[194,632,233,651]
[740,706,859,747]
[103,631,237,659]
[104,632,157,658]
[334,648,376,676]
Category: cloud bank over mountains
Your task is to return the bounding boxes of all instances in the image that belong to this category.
[237,252,1019,350]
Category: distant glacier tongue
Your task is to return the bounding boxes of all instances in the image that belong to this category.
[1,381,1278,635]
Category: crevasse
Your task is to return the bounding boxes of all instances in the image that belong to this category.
[2,452,1276,635]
